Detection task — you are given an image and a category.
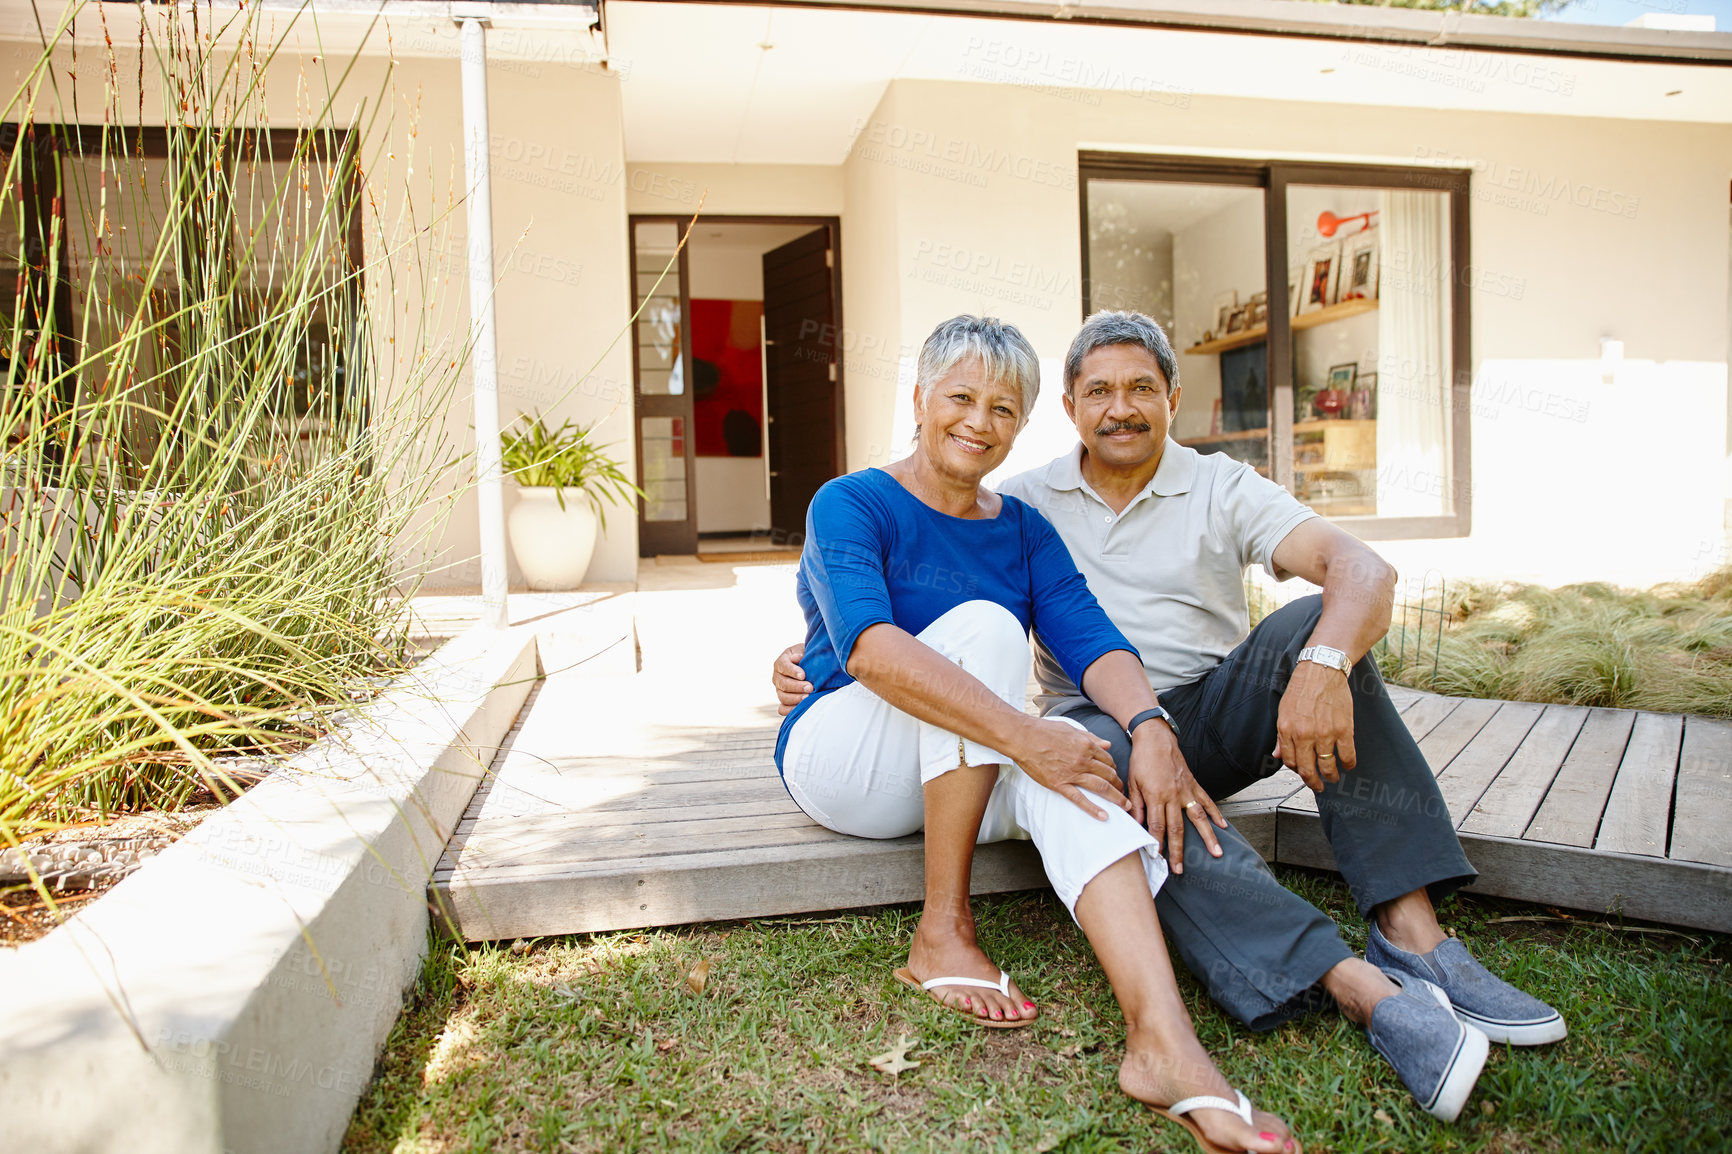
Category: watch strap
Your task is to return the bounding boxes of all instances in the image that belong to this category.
[1126,706,1180,740]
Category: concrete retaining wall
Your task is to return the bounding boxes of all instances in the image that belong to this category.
[0,625,539,1154]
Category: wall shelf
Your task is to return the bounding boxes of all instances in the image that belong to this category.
[1182,297,1379,356]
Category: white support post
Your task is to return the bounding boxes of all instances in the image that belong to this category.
[458,11,509,630]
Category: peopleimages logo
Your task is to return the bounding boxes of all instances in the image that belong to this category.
[851,119,1077,191]
[1413,147,1639,220]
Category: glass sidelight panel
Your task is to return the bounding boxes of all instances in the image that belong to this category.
[638,415,688,522]
[1284,185,1452,519]
[1085,177,1269,474]
[634,220,684,397]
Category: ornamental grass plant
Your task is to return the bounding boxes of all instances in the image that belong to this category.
[0,1,470,849]
[1376,568,1732,717]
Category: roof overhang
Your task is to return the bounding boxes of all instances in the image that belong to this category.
[606,0,1732,165]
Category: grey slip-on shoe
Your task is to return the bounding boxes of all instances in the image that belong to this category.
[1366,970,1490,1123]
[1368,922,1568,1046]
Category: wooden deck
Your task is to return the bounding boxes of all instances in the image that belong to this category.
[432,677,1732,942]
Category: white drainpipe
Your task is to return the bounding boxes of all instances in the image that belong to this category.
[454,6,508,630]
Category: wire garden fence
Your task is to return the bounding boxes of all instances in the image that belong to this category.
[1244,571,1451,689]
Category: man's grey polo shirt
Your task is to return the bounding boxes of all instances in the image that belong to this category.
[998,440,1316,712]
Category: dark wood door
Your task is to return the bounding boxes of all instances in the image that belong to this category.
[762,227,840,544]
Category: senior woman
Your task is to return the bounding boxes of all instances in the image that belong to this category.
[775,316,1298,1154]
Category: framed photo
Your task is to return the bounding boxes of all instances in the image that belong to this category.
[1327,362,1359,391]
[1350,371,1378,420]
[1226,306,1248,335]
[1341,229,1380,301]
[1299,243,1340,314]
[1247,290,1269,328]
[1214,291,1238,336]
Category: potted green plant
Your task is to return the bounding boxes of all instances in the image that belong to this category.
[501,412,641,590]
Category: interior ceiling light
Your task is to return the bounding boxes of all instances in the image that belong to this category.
[1666,89,1683,96]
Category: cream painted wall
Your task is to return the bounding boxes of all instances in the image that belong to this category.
[844,77,1732,586]
[840,86,912,478]
[624,163,843,216]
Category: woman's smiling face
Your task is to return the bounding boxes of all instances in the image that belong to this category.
[913,358,1023,484]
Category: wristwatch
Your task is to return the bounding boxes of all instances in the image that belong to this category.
[1297,644,1352,676]
[1126,705,1180,740]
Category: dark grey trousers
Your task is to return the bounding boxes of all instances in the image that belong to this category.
[1057,595,1477,1031]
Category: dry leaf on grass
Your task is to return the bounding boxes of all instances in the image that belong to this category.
[656,1036,677,1052]
[868,1034,922,1076]
[685,958,713,995]
[1373,1109,1395,1126]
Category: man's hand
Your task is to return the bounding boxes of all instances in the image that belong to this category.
[1273,661,1357,791]
[772,643,810,716]
[1126,723,1224,873]
[1011,718,1131,822]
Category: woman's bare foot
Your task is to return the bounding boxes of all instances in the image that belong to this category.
[906,909,1036,1024]
[1118,1028,1295,1154]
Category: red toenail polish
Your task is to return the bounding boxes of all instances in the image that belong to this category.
[1023,1001,1035,1010]
[1260,1134,1277,1142]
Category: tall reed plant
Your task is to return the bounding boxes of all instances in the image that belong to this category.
[0,1,471,843]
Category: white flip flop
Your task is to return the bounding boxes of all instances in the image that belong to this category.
[891,966,1035,1029]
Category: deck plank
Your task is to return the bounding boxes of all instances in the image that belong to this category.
[1594,714,1684,858]
[1434,701,1545,825]
[1279,697,1494,819]
[1524,708,1636,847]
[1671,718,1732,867]
[1458,704,1589,840]
[1399,693,1463,744]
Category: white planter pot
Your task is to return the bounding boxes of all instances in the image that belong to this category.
[508,486,599,590]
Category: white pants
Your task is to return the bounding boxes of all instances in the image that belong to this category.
[781,600,1167,917]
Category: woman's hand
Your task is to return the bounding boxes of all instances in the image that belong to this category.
[772,643,809,717]
[1011,717,1130,821]
[1126,724,1225,874]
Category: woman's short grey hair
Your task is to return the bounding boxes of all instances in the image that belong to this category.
[1063,311,1179,396]
[915,315,1041,430]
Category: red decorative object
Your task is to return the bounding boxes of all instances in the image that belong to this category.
[1314,389,1347,418]
[1317,210,1378,238]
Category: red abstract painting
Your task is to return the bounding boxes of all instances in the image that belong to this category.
[688,298,764,458]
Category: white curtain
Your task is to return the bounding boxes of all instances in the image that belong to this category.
[1376,190,1452,517]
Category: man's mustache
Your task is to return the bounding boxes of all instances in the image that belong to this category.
[1095,420,1152,436]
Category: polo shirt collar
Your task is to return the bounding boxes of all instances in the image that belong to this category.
[1149,438,1198,497]
[1052,438,1197,498]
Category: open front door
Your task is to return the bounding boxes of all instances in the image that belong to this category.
[762,226,841,544]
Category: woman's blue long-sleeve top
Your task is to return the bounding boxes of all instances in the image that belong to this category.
[774,467,1137,771]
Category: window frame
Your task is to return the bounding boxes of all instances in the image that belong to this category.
[1079,151,1473,541]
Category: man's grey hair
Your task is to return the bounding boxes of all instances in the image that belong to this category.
[914,315,1041,430]
[1063,310,1179,397]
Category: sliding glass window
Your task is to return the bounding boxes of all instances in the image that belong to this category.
[1081,155,1471,539]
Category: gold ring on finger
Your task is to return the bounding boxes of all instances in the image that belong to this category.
[1184,801,1197,810]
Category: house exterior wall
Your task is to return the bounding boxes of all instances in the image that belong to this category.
[840,77,1732,588]
[624,162,843,217]
[0,36,640,587]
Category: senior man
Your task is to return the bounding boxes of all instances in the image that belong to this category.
[774,311,1564,1124]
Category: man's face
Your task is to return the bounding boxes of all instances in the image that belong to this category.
[1062,343,1180,473]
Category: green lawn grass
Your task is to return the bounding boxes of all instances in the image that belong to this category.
[343,868,1730,1154]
